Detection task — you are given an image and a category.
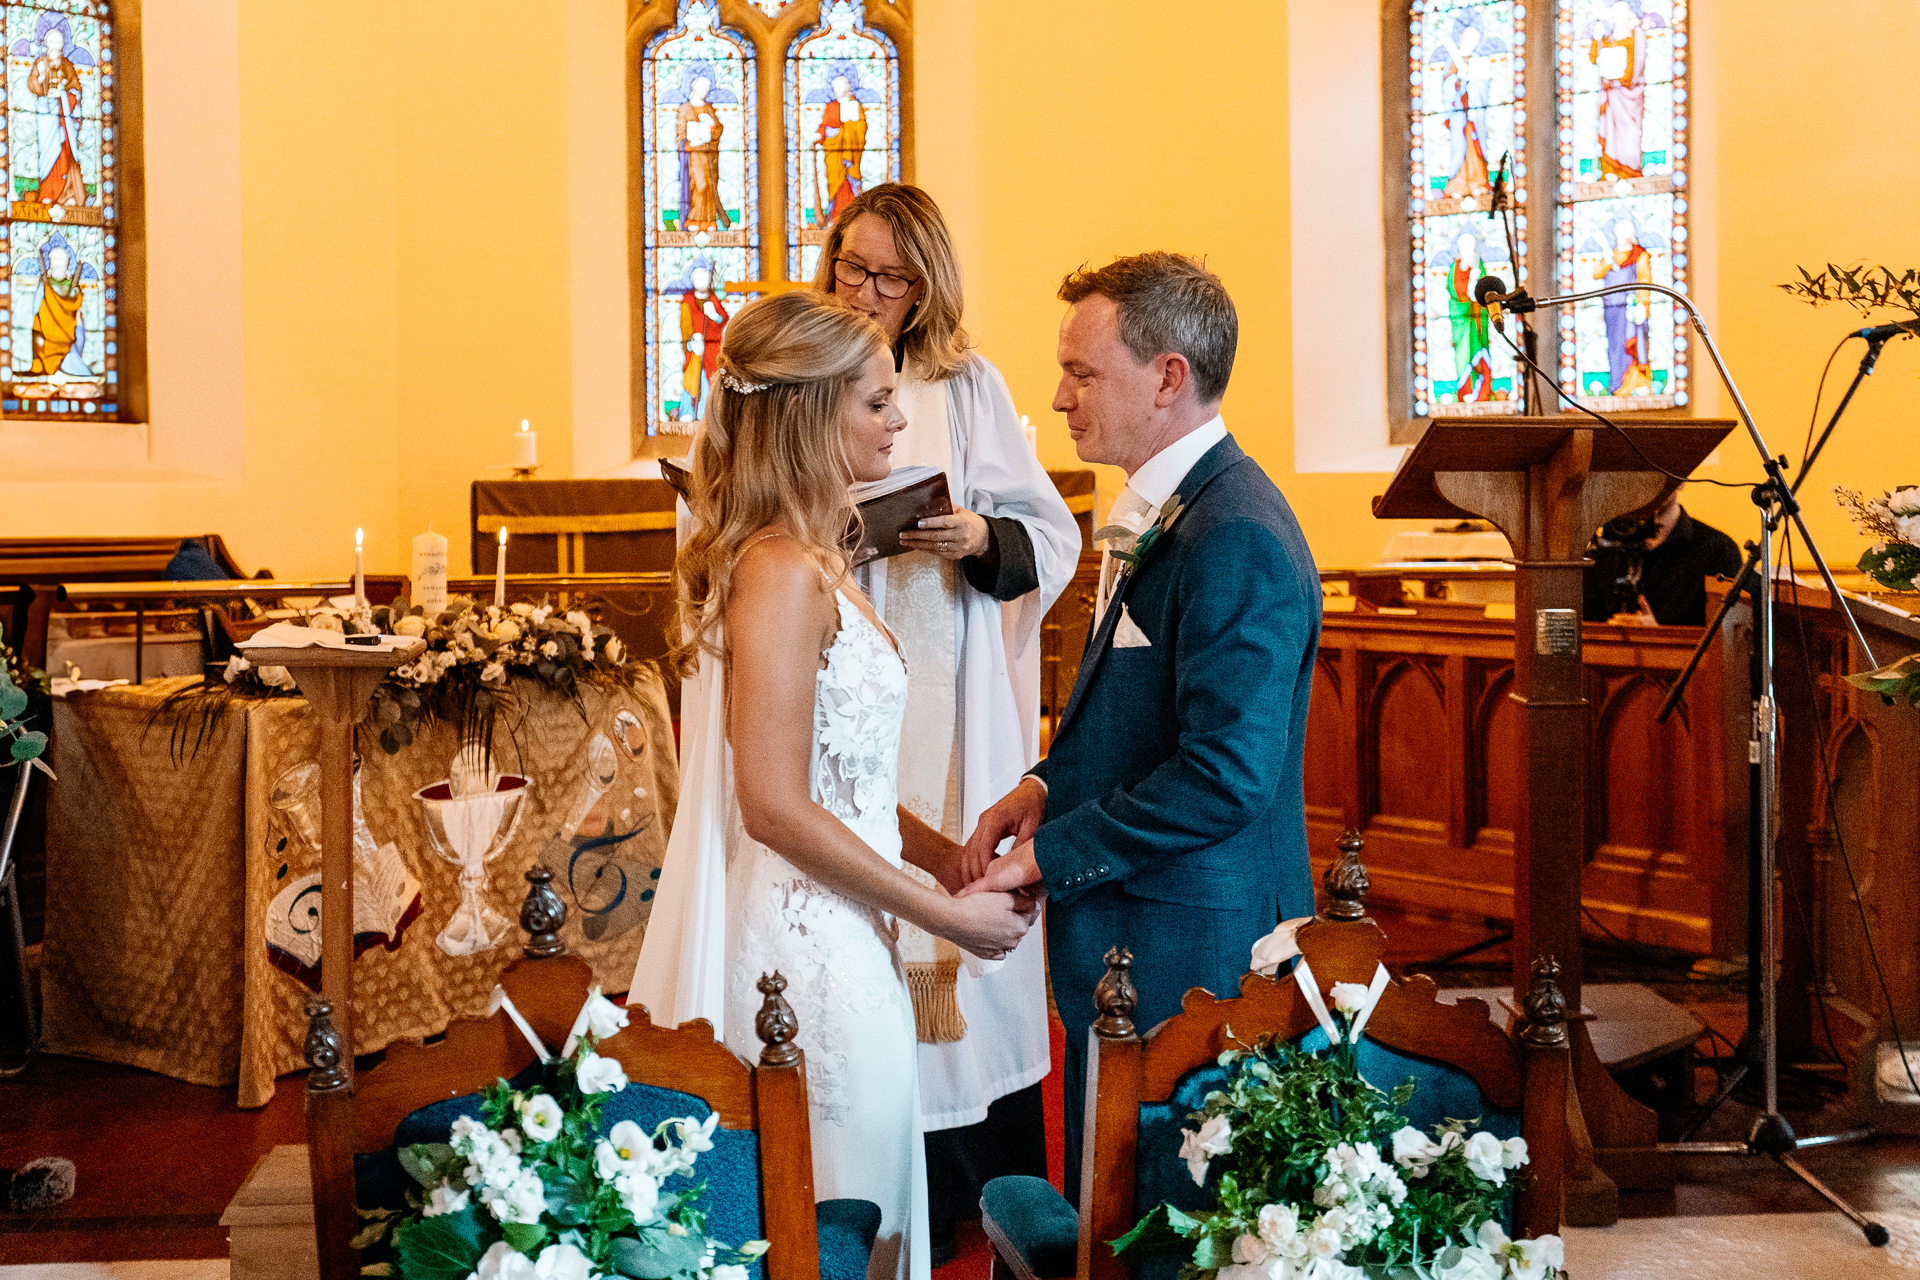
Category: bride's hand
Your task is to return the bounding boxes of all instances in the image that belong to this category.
[938,889,1038,961]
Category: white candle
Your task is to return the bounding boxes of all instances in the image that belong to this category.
[412,525,448,617]
[512,419,538,469]
[354,527,365,610]
[495,526,509,608]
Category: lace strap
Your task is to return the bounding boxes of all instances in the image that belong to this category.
[736,530,834,587]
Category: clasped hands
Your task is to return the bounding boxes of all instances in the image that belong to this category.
[922,777,1048,962]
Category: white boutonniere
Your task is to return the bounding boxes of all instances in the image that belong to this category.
[1099,494,1185,581]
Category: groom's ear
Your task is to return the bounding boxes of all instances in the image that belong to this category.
[1152,352,1194,409]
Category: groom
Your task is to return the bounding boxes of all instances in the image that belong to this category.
[960,251,1319,1198]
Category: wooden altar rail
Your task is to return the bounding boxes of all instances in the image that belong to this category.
[1304,598,1735,957]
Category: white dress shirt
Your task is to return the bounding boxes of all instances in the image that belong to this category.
[1093,415,1229,621]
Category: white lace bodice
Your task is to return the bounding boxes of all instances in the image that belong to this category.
[812,591,910,852]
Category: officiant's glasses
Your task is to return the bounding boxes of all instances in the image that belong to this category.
[833,257,918,300]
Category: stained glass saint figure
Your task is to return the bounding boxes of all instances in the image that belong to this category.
[1425,9,1508,204]
[815,71,867,224]
[1445,229,1494,402]
[677,260,728,423]
[677,66,731,231]
[1590,211,1656,395]
[17,10,93,207]
[27,231,98,378]
[1584,1,1666,180]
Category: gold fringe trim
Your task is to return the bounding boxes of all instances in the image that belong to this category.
[904,957,968,1044]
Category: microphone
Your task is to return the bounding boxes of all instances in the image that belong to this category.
[1473,275,1509,308]
[1855,319,1918,342]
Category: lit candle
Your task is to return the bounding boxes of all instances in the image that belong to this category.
[412,524,448,617]
[511,419,538,469]
[495,526,509,607]
[354,527,365,610]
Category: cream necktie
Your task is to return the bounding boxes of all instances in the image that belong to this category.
[1095,486,1155,623]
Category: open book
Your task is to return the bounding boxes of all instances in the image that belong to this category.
[660,459,954,565]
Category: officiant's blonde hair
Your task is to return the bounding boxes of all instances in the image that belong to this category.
[673,290,889,675]
[812,183,972,380]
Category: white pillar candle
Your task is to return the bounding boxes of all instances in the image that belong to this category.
[495,526,509,608]
[353,527,365,610]
[412,525,448,617]
[512,419,538,468]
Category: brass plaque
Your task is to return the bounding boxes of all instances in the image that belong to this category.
[1534,608,1580,656]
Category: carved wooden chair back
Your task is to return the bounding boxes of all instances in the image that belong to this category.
[994,832,1570,1280]
[304,868,827,1280]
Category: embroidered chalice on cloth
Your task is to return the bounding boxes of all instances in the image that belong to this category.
[415,744,530,956]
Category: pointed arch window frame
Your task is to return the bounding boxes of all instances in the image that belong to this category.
[1383,0,1691,445]
[626,0,912,456]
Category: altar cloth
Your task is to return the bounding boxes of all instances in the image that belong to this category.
[40,669,677,1106]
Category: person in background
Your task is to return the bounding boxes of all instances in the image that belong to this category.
[813,182,1080,1264]
[1582,484,1743,626]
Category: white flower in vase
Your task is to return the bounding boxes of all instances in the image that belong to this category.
[1177,1114,1232,1185]
[1329,982,1372,1015]
[1462,1131,1506,1184]
[1505,1235,1564,1280]
[1390,1125,1443,1176]
[518,1092,564,1143]
[1500,1136,1529,1169]
[575,1050,629,1095]
[1257,1201,1303,1255]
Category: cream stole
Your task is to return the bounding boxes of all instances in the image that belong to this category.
[873,370,967,1042]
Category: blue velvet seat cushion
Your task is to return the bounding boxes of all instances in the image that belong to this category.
[816,1198,883,1280]
[980,1175,1077,1279]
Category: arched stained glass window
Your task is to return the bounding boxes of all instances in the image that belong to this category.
[3,0,120,421]
[784,0,899,284]
[1555,0,1689,410]
[639,0,757,435]
[1394,0,1687,433]
[1408,1,1527,419]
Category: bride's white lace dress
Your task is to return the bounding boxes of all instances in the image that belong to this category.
[721,591,927,1280]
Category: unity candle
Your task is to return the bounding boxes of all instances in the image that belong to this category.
[511,419,538,469]
[412,525,448,616]
[354,527,365,609]
[494,526,508,607]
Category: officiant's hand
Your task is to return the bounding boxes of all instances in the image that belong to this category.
[961,776,1046,884]
[899,506,989,560]
[940,888,1037,961]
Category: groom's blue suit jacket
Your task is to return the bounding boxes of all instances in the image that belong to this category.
[1028,434,1319,1188]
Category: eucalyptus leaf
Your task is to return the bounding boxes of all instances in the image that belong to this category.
[0,680,26,721]
[611,1229,705,1278]
[11,730,46,762]
[393,1208,489,1280]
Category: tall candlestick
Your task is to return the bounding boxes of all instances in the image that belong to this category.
[354,527,365,610]
[412,524,448,617]
[495,526,508,608]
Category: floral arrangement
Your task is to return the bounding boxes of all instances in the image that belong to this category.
[1116,991,1563,1280]
[183,594,643,756]
[1835,485,1920,595]
[360,990,767,1280]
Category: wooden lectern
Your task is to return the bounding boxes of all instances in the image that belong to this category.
[1375,416,1733,1223]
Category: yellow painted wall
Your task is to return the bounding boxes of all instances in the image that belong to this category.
[4,0,1917,585]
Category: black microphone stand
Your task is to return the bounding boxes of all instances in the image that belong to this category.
[1496,284,1892,1245]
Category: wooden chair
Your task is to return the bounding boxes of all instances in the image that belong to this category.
[305,868,878,1280]
[980,833,1570,1280]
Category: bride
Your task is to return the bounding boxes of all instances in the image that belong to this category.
[629,290,1039,1280]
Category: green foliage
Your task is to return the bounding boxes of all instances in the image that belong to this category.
[393,1208,489,1280]
[1780,262,1920,324]
[1846,652,1920,709]
[0,649,51,779]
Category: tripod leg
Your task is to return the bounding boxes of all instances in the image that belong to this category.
[1775,1153,1889,1247]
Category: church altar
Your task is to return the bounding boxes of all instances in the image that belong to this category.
[38,670,678,1107]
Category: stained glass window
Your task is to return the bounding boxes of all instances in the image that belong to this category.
[1556,0,1688,410]
[640,0,758,437]
[2,0,117,421]
[784,0,899,283]
[1407,1,1527,418]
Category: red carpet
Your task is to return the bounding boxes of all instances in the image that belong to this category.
[934,1014,1067,1280]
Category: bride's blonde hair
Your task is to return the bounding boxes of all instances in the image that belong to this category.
[673,290,889,675]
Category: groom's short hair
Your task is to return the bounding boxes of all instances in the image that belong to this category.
[1058,252,1237,404]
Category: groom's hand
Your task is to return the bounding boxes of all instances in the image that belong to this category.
[961,776,1047,884]
[957,839,1042,897]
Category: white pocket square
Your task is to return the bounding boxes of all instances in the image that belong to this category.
[1112,604,1152,649]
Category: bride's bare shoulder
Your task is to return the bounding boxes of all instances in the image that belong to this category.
[732,530,833,605]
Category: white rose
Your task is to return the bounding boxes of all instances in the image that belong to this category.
[474,1241,539,1280]
[424,1184,469,1217]
[1306,1223,1342,1259]
[1893,513,1920,545]
[1329,982,1372,1015]
[1256,1202,1301,1251]
[575,1050,628,1095]
[1887,487,1920,516]
[1462,1131,1506,1184]
[493,620,522,644]
[1390,1126,1443,1174]
[531,1243,594,1280]
[1500,1136,1528,1169]
[615,1167,660,1222]
[518,1093,564,1143]
[394,615,427,638]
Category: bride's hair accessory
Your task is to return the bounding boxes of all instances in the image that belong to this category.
[718,368,769,395]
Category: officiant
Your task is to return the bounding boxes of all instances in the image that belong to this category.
[815,184,1079,1261]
